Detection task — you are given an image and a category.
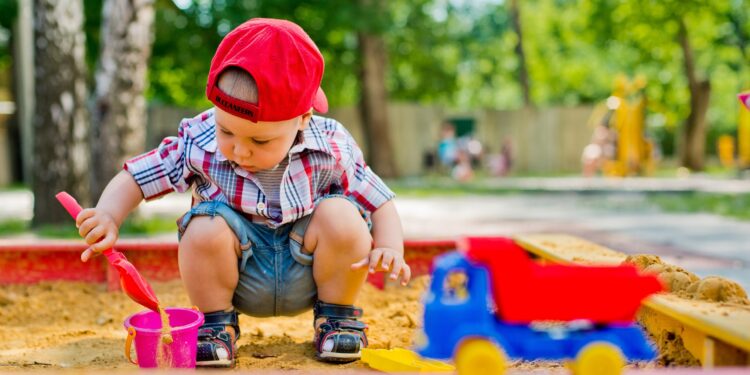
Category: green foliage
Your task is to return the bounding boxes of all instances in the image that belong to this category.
[83,0,102,76]
[579,0,750,155]
[147,0,381,108]
[0,0,16,72]
[2,0,749,158]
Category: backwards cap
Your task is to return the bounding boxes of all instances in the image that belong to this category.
[206,18,328,122]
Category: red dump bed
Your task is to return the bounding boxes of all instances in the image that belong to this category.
[465,237,663,324]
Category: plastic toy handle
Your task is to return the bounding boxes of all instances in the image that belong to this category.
[125,327,138,365]
[55,192,83,220]
[55,192,113,256]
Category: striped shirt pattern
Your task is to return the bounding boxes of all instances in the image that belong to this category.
[253,157,288,223]
[124,109,395,228]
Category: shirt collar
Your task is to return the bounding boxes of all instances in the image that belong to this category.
[193,109,334,157]
[290,116,334,155]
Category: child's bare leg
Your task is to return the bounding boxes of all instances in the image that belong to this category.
[178,216,241,313]
[303,198,371,305]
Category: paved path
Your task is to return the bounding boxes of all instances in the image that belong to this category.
[479,176,750,194]
[2,185,748,290]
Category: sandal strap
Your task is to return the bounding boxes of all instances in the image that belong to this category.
[313,301,369,361]
[202,310,240,341]
[313,301,363,323]
[319,319,368,332]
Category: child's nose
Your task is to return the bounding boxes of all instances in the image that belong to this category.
[234,143,253,158]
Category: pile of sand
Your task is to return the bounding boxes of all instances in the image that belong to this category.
[623,254,749,305]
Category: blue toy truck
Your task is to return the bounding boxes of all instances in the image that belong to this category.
[416,238,662,375]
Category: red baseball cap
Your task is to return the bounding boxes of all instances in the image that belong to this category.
[206,18,328,122]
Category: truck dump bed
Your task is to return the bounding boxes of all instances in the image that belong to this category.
[465,237,663,323]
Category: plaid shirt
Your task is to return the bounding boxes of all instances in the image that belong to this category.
[124,109,395,228]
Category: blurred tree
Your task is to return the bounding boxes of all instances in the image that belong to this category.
[509,0,531,107]
[358,0,396,177]
[32,0,91,225]
[677,16,710,171]
[90,0,154,200]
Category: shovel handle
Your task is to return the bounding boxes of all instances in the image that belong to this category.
[55,192,83,219]
[55,192,113,256]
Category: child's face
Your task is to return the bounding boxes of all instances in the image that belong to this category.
[215,107,311,172]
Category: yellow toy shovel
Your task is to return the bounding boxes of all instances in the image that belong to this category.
[361,348,454,373]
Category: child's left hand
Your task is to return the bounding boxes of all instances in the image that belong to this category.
[351,247,411,286]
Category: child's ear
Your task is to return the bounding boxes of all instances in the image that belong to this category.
[299,109,313,131]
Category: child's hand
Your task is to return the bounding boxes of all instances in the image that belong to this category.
[351,247,412,286]
[75,208,119,262]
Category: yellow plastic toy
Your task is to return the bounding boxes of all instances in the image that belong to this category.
[454,339,507,375]
[584,75,655,177]
[361,348,455,373]
[568,342,625,375]
[739,91,750,169]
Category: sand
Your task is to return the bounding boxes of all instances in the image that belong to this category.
[0,277,438,371]
[624,254,749,305]
[0,274,677,372]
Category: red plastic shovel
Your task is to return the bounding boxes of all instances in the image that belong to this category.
[56,192,160,312]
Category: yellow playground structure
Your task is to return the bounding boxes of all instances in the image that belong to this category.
[739,91,750,170]
[718,91,750,171]
[582,75,655,177]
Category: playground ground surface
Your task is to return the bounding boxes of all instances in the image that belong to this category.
[1,176,749,371]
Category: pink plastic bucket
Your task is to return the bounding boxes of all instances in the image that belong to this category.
[123,307,204,368]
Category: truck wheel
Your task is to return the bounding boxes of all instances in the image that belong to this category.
[455,338,507,375]
[572,342,624,375]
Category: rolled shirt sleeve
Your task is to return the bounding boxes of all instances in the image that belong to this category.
[339,133,395,212]
[123,123,194,200]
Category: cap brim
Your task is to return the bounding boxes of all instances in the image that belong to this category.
[739,92,750,110]
[313,87,328,114]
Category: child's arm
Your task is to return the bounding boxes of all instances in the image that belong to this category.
[76,170,144,262]
[351,200,411,285]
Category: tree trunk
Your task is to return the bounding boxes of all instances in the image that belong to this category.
[358,31,397,178]
[91,0,155,200]
[32,0,90,226]
[510,0,531,107]
[677,18,711,171]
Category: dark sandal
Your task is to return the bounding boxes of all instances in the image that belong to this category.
[313,301,368,363]
[196,310,241,368]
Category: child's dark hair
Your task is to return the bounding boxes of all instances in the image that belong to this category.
[217,67,258,103]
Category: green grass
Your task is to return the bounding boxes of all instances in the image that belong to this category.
[0,219,29,236]
[650,158,739,178]
[0,216,178,238]
[0,183,30,192]
[388,176,522,197]
[647,192,750,221]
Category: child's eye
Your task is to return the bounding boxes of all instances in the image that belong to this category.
[252,139,269,145]
[219,129,232,135]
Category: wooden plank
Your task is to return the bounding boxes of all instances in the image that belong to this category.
[514,234,750,366]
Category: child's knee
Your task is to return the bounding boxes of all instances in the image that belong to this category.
[179,215,240,256]
[308,198,370,251]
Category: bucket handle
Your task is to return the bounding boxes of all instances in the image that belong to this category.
[125,327,138,365]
